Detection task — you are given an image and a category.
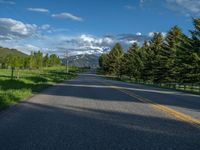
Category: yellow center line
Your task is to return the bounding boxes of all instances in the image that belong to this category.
[101,82,200,129]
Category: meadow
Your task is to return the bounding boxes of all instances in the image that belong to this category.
[0,66,78,110]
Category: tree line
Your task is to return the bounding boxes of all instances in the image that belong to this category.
[99,18,200,84]
[0,51,61,79]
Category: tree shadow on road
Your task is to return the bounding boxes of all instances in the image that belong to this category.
[0,101,199,150]
[42,79,200,112]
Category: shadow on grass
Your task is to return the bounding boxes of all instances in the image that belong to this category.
[25,76,48,83]
[0,79,50,92]
[0,71,77,111]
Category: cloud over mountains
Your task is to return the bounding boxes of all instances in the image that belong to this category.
[0,18,158,56]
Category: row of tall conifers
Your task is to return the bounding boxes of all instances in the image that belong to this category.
[0,51,61,70]
[99,18,200,84]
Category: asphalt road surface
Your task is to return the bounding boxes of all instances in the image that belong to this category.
[0,73,200,150]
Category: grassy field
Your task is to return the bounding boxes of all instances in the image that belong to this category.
[0,66,78,110]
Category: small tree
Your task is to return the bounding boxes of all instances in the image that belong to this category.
[5,54,22,79]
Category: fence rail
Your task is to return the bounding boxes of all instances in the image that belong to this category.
[143,82,200,94]
[106,75,200,94]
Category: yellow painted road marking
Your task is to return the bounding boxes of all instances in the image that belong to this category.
[106,84,200,129]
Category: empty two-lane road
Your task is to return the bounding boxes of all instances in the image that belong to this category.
[0,73,200,150]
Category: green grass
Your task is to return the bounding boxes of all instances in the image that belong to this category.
[0,66,78,110]
[104,75,200,95]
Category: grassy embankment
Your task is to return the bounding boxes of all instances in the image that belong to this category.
[0,66,78,110]
[97,69,200,95]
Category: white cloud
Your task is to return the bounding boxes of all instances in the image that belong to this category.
[166,0,200,16]
[148,32,154,37]
[14,44,40,54]
[161,32,167,37]
[148,32,167,37]
[136,32,142,36]
[41,34,115,56]
[52,12,83,21]
[0,18,37,40]
[125,40,138,44]
[0,39,40,54]
[27,8,49,13]
[40,24,50,30]
[0,0,15,5]
[0,18,153,57]
[80,34,95,43]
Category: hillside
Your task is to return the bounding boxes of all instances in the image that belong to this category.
[62,54,99,68]
[0,47,27,58]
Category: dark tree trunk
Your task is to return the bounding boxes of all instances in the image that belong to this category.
[11,67,14,80]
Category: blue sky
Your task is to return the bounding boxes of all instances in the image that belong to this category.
[0,0,199,56]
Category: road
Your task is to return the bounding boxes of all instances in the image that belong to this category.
[0,73,200,150]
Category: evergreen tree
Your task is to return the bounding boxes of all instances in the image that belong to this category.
[99,53,109,73]
[177,18,200,83]
[142,33,164,82]
[160,26,183,83]
[107,43,124,76]
[140,41,150,81]
[125,43,142,80]
[43,54,49,67]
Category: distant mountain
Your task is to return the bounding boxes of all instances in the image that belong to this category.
[0,47,27,58]
[62,54,99,68]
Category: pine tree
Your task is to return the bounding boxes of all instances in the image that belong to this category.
[143,33,164,83]
[107,43,124,76]
[140,41,150,81]
[160,26,183,83]
[43,54,49,67]
[174,19,200,83]
[191,18,200,83]
[125,43,142,80]
[99,53,109,73]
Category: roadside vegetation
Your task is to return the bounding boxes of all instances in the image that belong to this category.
[98,18,200,94]
[0,50,79,110]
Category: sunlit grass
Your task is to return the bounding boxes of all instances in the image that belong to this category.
[0,66,78,110]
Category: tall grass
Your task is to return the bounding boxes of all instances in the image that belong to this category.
[0,66,78,110]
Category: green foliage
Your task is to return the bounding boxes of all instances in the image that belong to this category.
[107,43,124,76]
[49,54,61,67]
[123,43,143,80]
[99,18,200,84]
[0,66,78,110]
[0,48,62,79]
[160,26,183,83]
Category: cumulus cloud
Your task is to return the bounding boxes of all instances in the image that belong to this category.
[27,8,49,13]
[0,18,37,40]
[0,0,15,5]
[53,34,114,56]
[54,33,153,56]
[52,12,83,21]
[0,18,164,57]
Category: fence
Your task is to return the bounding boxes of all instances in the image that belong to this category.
[136,81,200,94]
[106,75,200,94]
